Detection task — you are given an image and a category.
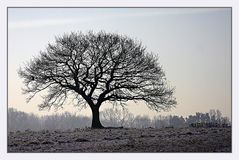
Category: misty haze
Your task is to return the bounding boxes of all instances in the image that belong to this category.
[8,8,231,152]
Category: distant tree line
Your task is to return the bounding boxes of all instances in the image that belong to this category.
[8,107,231,131]
[8,108,91,131]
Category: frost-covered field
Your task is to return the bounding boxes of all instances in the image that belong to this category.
[8,127,231,152]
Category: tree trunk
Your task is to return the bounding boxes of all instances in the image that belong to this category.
[91,106,104,128]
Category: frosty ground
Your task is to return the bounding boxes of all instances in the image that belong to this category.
[8,127,231,152]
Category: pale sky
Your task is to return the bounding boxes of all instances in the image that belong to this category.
[8,8,231,118]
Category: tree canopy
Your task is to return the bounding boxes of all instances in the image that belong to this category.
[19,31,176,128]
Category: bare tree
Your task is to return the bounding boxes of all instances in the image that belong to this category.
[101,107,133,127]
[169,115,185,128]
[18,31,176,128]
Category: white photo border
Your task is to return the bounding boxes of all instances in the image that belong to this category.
[0,0,238,160]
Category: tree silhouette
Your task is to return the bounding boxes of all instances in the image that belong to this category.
[18,31,176,128]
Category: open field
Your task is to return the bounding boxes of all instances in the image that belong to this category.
[8,127,231,152]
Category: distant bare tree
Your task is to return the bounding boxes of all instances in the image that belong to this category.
[18,31,176,128]
[153,115,169,128]
[216,109,222,123]
[133,115,152,128]
[101,107,133,127]
[209,109,217,123]
[169,115,185,128]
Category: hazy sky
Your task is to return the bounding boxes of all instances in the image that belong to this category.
[8,8,231,118]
